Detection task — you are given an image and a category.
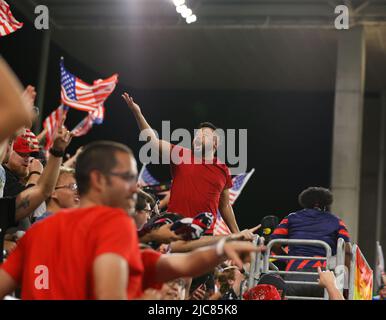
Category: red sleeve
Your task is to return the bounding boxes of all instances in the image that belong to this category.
[0,235,27,284]
[141,249,163,290]
[93,211,138,261]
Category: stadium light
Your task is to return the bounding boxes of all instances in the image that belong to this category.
[186,14,197,24]
[173,0,185,6]
[176,5,187,14]
[171,0,197,24]
[181,8,192,18]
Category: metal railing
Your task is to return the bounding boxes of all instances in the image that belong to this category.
[244,236,372,300]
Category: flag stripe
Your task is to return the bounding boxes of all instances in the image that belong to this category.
[0,0,23,37]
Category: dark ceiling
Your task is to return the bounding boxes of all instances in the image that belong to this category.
[8,0,386,92]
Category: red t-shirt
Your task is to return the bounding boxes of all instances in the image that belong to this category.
[167,145,233,232]
[141,249,163,291]
[1,206,143,300]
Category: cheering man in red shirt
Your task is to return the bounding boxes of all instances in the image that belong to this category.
[122,93,240,235]
[0,141,141,300]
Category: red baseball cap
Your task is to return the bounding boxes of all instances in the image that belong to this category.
[243,284,282,300]
[13,136,39,154]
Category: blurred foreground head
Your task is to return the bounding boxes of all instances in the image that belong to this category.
[75,141,138,213]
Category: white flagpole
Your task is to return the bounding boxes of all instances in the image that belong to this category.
[232,168,255,204]
[376,241,385,287]
[138,163,147,182]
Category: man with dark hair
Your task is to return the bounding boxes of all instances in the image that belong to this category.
[0,140,140,299]
[122,93,240,235]
[270,186,351,297]
[0,140,261,300]
[298,187,333,211]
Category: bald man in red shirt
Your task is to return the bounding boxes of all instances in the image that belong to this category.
[122,93,240,235]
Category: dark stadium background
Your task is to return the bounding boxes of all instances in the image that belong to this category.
[0,7,334,230]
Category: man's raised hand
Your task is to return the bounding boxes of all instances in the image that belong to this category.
[122,92,141,114]
[52,117,72,152]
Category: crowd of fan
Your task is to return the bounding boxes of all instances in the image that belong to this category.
[0,57,384,300]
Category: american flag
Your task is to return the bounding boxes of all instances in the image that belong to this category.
[43,105,68,150]
[229,169,255,205]
[138,164,159,186]
[0,0,23,37]
[71,107,103,137]
[213,169,255,236]
[60,59,118,112]
[213,210,232,236]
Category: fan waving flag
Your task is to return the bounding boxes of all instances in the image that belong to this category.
[43,105,68,150]
[214,169,255,236]
[229,169,255,205]
[0,0,23,37]
[138,164,160,186]
[60,59,118,113]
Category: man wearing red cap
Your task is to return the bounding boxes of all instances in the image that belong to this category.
[3,130,41,198]
[0,123,72,262]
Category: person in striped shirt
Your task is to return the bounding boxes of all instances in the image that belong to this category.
[270,186,351,297]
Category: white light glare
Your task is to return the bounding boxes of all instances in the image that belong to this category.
[173,0,185,6]
[186,14,197,24]
[176,5,187,14]
[181,8,192,18]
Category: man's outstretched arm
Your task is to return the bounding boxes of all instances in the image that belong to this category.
[93,253,128,300]
[122,93,171,156]
[0,58,32,143]
[155,240,262,283]
[0,269,17,299]
[218,188,240,233]
[15,122,72,221]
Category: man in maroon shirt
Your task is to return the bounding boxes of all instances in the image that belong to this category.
[122,93,240,234]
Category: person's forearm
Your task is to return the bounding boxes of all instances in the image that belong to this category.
[326,285,345,300]
[0,59,31,142]
[139,232,156,244]
[26,172,41,186]
[36,154,62,198]
[63,155,77,168]
[220,204,240,233]
[178,246,224,277]
[159,245,224,283]
[132,109,159,143]
[170,236,224,253]
[15,155,62,221]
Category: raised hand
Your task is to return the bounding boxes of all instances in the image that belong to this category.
[223,241,264,269]
[122,92,141,114]
[231,224,261,241]
[190,286,206,300]
[52,117,72,152]
[29,158,43,174]
[317,267,337,289]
